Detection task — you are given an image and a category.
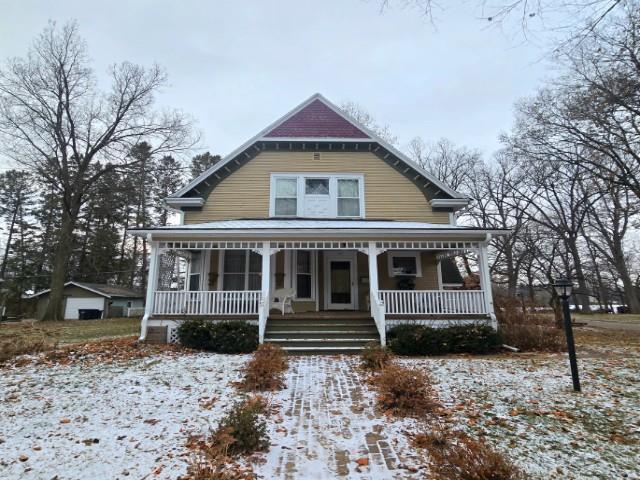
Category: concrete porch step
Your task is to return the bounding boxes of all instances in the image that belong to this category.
[266,337,378,343]
[266,324,378,332]
[282,346,365,355]
[265,330,379,337]
[267,338,375,349]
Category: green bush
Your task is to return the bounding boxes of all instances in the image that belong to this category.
[176,320,258,353]
[388,324,502,356]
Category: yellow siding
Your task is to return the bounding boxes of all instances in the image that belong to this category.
[184,151,450,224]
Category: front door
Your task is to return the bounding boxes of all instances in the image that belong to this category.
[324,251,357,310]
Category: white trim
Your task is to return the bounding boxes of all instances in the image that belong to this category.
[28,281,115,299]
[164,197,205,208]
[269,173,365,218]
[159,240,485,251]
[169,93,467,201]
[323,250,358,310]
[431,198,470,210]
[436,260,443,290]
[387,251,423,277]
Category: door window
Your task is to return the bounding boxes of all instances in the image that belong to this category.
[330,261,351,304]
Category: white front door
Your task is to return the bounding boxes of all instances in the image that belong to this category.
[324,251,358,310]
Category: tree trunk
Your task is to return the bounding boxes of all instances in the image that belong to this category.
[567,241,591,313]
[0,203,18,278]
[614,251,640,313]
[42,202,79,321]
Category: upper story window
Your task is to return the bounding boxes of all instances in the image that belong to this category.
[274,177,298,216]
[270,173,364,218]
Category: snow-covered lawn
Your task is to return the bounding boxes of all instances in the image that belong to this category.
[404,350,640,479]
[1,345,638,479]
[0,352,248,479]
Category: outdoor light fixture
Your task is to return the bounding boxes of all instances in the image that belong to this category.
[553,277,573,298]
[553,277,581,392]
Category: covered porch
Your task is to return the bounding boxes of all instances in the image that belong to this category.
[133,222,500,346]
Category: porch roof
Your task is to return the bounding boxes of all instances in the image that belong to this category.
[129,218,509,239]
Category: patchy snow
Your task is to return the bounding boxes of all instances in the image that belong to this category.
[1,348,638,479]
[400,349,640,479]
[0,353,248,479]
[259,356,424,479]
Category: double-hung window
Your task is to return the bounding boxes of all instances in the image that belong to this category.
[274,177,298,216]
[337,179,360,217]
[294,250,314,300]
[270,174,364,218]
[222,250,262,290]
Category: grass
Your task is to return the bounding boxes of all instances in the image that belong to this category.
[572,313,640,324]
[0,317,140,345]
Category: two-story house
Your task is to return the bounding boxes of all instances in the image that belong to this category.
[131,94,505,352]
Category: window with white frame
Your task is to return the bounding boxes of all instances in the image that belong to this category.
[274,177,298,216]
[387,252,422,277]
[222,250,262,290]
[270,174,364,218]
[294,250,314,300]
[188,251,202,290]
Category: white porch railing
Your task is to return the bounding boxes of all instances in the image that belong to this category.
[153,290,262,316]
[370,288,386,346]
[379,290,487,315]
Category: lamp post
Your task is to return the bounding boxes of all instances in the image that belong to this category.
[553,278,581,392]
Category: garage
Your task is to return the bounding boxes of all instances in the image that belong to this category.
[63,297,105,320]
[28,281,144,320]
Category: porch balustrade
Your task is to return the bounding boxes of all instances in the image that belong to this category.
[378,290,487,315]
[153,290,262,316]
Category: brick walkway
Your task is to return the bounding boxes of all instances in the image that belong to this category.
[260,356,424,479]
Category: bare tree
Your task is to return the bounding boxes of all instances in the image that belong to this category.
[340,101,398,145]
[583,179,640,311]
[408,137,481,192]
[0,22,194,320]
[378,0,624,40]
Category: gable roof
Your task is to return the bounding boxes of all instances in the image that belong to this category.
[264,98,370,139]
[168,93,467,206]
[28,282,144,299]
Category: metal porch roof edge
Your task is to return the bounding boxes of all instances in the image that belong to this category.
[127,219,510,238]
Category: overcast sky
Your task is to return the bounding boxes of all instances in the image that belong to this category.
[0,0,558,164]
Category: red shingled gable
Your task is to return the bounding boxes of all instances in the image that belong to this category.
[264,99,370,139]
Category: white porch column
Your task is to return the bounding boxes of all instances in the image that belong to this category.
[367,242,380,295]
[477,236,497,329]
[367,241,386,346]
[259,241,271,343]
[140,237,160,341]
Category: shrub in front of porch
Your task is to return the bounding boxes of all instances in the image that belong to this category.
[387,324,502,356]
[176,320,258,353]
[239,343,288,391]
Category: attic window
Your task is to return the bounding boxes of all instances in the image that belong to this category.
[313,152,320,161]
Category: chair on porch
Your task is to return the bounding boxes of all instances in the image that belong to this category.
[272,288,295,315]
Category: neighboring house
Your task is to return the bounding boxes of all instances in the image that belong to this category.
[29,282,145,320]
[130,94,507,351]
